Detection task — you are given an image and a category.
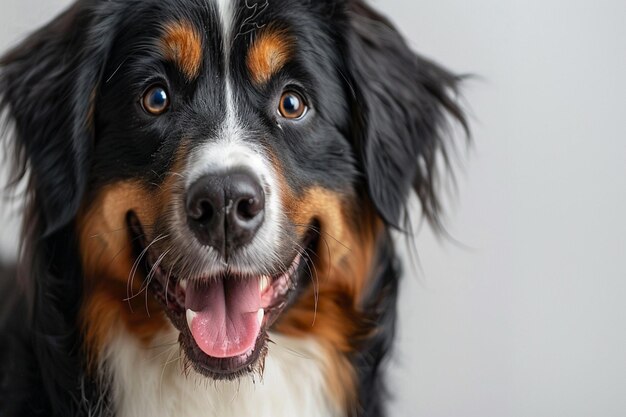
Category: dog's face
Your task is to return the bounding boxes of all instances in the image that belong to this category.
[1,0,463,396]
[81,0,363,379]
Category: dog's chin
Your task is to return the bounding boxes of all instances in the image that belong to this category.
[127,212,316,380]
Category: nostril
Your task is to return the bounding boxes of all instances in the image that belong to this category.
[187,197,214,222]
[236,197,262,221]
[196,200,215,223]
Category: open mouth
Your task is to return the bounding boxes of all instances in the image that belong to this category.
[127,212,317,379]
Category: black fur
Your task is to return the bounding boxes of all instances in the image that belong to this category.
[0,1,466,416]
[352,232,401,417]
[0,2,113,235]
[346,1,467,229]
[0,2,114,415]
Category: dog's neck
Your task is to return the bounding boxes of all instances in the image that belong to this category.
[102,326,343,417]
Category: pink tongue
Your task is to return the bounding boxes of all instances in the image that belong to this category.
[185,277,261,358]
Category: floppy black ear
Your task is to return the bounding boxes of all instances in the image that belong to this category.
[0,1,109,235]
[345,0,468,229]
[0,3,119,413]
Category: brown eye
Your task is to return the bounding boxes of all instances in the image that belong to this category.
[142,85,169,115]
[278,91,307,119]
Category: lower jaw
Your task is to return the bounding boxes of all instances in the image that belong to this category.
[137,239,317,380]
[178,327,269,379]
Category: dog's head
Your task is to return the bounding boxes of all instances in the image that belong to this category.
[1,0,464,402]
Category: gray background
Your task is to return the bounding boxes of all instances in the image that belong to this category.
[1,1,626,416]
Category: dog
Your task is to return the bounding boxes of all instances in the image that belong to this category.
[0,0,467,416]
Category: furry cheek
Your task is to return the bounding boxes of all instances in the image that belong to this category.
[274,161,385,411]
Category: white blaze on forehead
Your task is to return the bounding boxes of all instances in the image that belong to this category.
[214,0,235,43]
[213,0,239,152]
[192,1,259,187]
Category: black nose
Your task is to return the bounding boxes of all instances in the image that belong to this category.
[186,170,265,258]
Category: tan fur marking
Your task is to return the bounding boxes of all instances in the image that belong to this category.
[78,181,166,368]
[247,28,293,85]
[79,145,189,367]
[160,21,202,80]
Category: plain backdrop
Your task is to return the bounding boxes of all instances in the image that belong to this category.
[2,1,626,416]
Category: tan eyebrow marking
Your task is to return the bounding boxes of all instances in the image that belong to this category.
[160,21,203,80]
[247,28,293,85]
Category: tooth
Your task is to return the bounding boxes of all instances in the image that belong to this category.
[180,280,187,290]
[257,308,265,326]
[259,276,270,293]
[186,309,197,330]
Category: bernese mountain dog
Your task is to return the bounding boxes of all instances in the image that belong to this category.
[0,0,467,416]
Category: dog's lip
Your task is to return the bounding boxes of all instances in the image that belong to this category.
[127,211,317,378]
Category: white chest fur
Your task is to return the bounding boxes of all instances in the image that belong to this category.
[103,328,342,417]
